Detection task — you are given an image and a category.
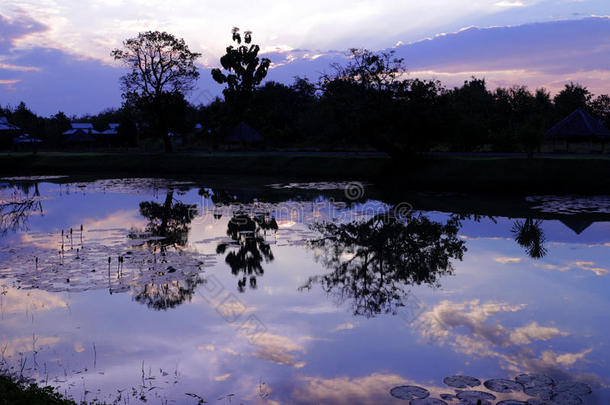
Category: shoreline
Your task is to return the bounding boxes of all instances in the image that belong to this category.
[2,152,610,193]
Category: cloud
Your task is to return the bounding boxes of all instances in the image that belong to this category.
[214,373,231,381]
[291,373,451,405]
[0,12,48,52]
[495,257,522,264]
[267,17,610,97]
[534,260,608,276]
[250,332,306,367]
[541,348,593,367]
[414,299,590,375]
[0,287,67,316]
[509,322,568,345]
[332,322,357,332]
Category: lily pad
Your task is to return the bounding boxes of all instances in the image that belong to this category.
[524,386,553,400]
[410,399,448,405]
[443,375,481,389]
[439,393,456,401]
[525,399,548,405]
[550,392,582,405]
[552,381,591,397]
[484,378,524,393]
[515,374,554,388]
[496,401,527,405]
[390,385,430,400]
[455,390,496,405]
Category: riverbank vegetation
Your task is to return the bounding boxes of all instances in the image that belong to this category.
[2,30,609,156]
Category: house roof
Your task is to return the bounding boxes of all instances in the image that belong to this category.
[225,122,264,144]
[71,123,94,130]
[0,116,20,131]
[63,127,101,135]
[545,108,610,140]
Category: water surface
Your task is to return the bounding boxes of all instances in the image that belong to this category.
[0,176,609,404]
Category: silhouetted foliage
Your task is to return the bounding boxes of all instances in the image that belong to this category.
[216,212,277,292]
[112,31,200,151]
[133,274,204,310]
[5,45,610,154]
[211,27,270,119]
[302,213,466,317]
[0,182,43,234]
[553,82,592,119]
[136,191,197,249]
[511,218,547,259]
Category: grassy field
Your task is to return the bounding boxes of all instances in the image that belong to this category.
[2,151,609,193]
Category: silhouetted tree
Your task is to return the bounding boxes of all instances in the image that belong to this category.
[211,27,270,118]
[133,274,204,310]
[216,212,277,292]
[136,191,197,249]
[589,94,610,128]
[0,183,43,234]
[302,213,466,317]
[112,31,201,152]
[553,82,592,119]
[512,218,547,259]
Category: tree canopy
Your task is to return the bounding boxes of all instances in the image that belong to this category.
[112,31,201,151]
[211,27,271,113]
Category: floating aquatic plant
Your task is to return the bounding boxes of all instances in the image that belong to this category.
[389,385,430,400]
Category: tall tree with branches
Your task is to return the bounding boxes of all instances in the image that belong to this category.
[112,31,200,152]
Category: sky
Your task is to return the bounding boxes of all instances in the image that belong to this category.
[0,0,609,116]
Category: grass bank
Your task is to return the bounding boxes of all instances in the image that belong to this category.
[0,374,85,405]
[0,151,390,180]
[2,152,610,193]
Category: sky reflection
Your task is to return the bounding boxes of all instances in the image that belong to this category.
[0,177,608,403]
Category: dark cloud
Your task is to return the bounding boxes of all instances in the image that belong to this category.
[1,47,123,116]
[0,12,48,52]
[394,17,610,75]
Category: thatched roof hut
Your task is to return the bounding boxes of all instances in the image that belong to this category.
[545,108,610,140]
[225,122,264,144]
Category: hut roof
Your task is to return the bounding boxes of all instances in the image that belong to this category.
[71,123,94,130]
[225,122,264,144]
[545,108,610,140]
[559,218,593,235]
[0,116,20,131]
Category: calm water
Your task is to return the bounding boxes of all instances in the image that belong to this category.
[1,176,609,404]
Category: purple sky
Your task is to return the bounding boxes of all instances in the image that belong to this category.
[1,1,609,116]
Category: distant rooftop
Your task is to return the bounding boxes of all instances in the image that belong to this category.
[545,108,610,140]
[71,123,94,129]
[0,116,20,131]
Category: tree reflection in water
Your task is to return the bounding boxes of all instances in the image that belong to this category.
[130,190,203,310]
[217,212,278,292]
[302,213,467,317]
[0,182,44,234]
[133,274,204,310]
[137,190,197,249]
[511,218,547,259]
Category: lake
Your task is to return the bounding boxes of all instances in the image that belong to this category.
[1,176,609,404]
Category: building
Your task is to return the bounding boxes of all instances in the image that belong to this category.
[545,108,610,153]
[63,123,98,144]
[225,122,264,146]
[0,117,21,148]
[99,123,120,135]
